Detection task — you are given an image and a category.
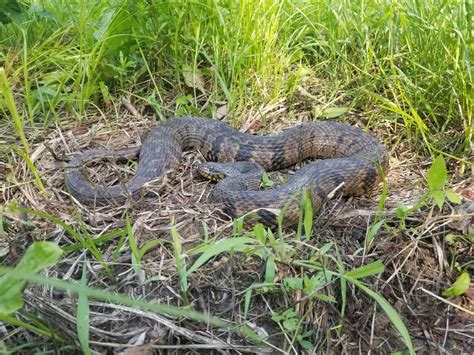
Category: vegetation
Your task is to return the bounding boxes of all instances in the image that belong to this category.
[1,0,472,155]
[0,0,472,353]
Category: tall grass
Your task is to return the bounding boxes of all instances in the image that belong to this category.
[0,0,471,156]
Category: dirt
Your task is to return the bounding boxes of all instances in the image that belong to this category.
[1,97,473,353]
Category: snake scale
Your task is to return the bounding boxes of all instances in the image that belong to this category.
[66,116,389,226]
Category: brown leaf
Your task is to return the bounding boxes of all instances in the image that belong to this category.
[457,186,474,201]
[215,103,229,119]
[182,65,206,94]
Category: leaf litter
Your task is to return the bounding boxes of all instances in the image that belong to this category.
[1,89,473,353]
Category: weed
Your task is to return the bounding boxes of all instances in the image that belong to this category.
[171,225,190,305]
[395,155,462,229]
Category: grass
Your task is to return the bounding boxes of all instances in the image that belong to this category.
[1,0,472,155]
[1,0,473,353]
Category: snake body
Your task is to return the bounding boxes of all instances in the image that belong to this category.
[66,116,388,226]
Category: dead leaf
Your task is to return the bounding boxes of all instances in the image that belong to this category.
[120,344,153,355]
[182,65,206,94]
[215,103,228,119]
[457,185,474,201]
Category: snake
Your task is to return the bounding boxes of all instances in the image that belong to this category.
[66,116,389,226]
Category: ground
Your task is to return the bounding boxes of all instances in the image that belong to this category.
[1,93,473,353]
[0,0,473,353]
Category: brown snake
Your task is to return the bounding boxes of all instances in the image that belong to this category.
[66,116,388,226]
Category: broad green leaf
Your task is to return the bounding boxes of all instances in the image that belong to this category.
[431,189,445,209]
[345,260,384,279]
[271,313,283,322]
[13,241,62,272]
[260,172,274,188]
[182,65,206,93]
[303,273,325,294]
[0,242,62,314]
[396,203,408,219]
[445,189,461,204]
[253,223,266,245]
[321,106,349,118]
[265,256,276,284]
[283,277,303,290]
[444,234,456,245]
[442,272,470,297]
[233,217,245,235]
[303,274,316,294]
[187,237,257,276]
[283,317,298,331]
[299,339,314,350]
[427,155,447,191]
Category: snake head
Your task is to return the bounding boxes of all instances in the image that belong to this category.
[198,161,265,181]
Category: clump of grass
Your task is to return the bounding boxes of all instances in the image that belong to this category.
[0,0,471,157]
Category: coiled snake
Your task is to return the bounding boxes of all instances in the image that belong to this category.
[66,116,388,226]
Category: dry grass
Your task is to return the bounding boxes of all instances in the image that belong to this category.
[1,88,473,353]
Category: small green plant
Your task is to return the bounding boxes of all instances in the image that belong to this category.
[124,216,171,284]
[260,172,274,188]
[7,204,127,280]
[442,272,471,297]
[0,242,63,316]
[365,165,388,250]
[271,308,315,350]
[171,225,190,305]
[396,155,462,228]
[188,214,414,353]
[0,242,64,342]
[426,155,461,210]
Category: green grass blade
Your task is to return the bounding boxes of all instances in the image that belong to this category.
[0,313,61,340]
[350,279,414,355]
[303,191,313,239]
[8,145,45,192]
[0,68,30,154]
[0,266,262,342]
[187,237,258,276]
[344,260,385,279]
[171,226,189,303]
[77,258,91,355]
